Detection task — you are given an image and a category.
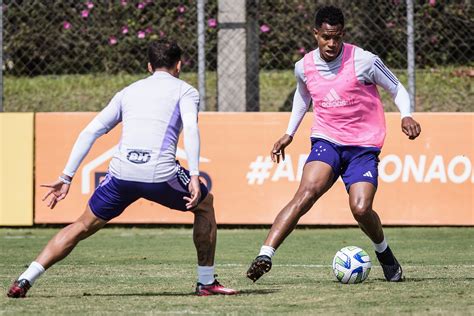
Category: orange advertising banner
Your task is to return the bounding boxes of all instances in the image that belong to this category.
[35,113,473,225]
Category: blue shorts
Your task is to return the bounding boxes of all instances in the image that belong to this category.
[306,138,380,192]
[88,165,209,221]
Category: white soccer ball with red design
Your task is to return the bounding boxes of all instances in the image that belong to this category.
[332,246,371,284]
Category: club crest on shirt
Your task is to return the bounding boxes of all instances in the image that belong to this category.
[127,150,151,164]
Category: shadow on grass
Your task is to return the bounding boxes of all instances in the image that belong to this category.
[403,277,474,282]
[71,288,280,297]
[351,277,474,283]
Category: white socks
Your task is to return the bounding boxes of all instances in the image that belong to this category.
[18,261,45,285]
[258,245,275,258]
[197,265,215,285]
[373,238,388,253]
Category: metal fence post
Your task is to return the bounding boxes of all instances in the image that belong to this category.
[246,0,259,112]
[197,0,206,111]
[217,0,246,111]
[407,0,416,112]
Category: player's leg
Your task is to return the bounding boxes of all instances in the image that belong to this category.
[263,161,334,249]
[247,161,336,282]
[36,206,106,269]
[191,193,236,296]
[191,193,216,267]
[144,165,236,295]
[7,174,138,298]
[343,148,403,282]
[7,206,106,298]
[348,183,403,281]
[348,182,383,244]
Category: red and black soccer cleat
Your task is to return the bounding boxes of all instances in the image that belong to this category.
[7,279,31,298]
[195,279,238,296]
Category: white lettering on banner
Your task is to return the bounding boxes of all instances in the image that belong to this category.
[272,155,295,182]
[379,154,402,183]
[402,155,426,183]
[424,155,447,183]
[447,156,472,184]
[247,154,474,185]
[246,155,274,185]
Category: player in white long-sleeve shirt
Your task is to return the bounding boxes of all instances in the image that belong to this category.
[8,40,237,298]
[247,6,421,283]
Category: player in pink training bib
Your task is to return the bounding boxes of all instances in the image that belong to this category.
[247,6,421,283]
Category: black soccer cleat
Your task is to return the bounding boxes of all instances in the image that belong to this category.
[7,279,31,298]
[246,255,272,282]
[376,249,404,282]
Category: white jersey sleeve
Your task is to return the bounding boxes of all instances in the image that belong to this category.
[285,60,311,137]
[94,90,123,131]
[62,90,123,177]
[355,48,412,118]
[179,85,200,176]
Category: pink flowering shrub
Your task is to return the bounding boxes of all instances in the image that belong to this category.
[3,0,470,75]
[4,0,219,74]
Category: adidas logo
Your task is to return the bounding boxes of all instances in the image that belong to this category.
[321,88,355,108]
[363,171,373,178]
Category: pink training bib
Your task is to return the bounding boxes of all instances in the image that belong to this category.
[303,44,386,148]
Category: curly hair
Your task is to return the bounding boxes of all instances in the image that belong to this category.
[314,6,345,29]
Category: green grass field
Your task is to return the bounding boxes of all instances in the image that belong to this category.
[0,227,473,315]
[4,66,473,113]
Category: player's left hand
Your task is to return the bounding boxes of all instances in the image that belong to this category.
[401,116,421,140]
[184,176,201,209]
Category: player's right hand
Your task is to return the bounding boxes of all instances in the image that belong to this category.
[41,178,71,209]
[184,176,201,209]
[271,134,293,163]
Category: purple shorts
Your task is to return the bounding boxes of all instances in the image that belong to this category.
[89,165,209,221]
[306,138,381,192]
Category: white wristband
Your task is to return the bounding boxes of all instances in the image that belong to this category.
[58,176,72,185]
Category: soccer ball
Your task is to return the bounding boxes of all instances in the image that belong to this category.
[332,246,371,284]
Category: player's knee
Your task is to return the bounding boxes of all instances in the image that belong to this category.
[301,183,325,203]
[350,202,372,222]
[194,193,215,215]
[66,221,89,241]
[204,192,214,205]
[74,219,99,240]
[294,185,321,213]
[200,192,214,209]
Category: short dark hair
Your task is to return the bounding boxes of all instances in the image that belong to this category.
[314,6,344,29]
[148,39,182,70]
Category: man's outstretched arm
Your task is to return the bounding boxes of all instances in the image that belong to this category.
[42,90,123,208]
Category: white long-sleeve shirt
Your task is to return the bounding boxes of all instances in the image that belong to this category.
[286,44,412,137]
[62,71,201,182]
